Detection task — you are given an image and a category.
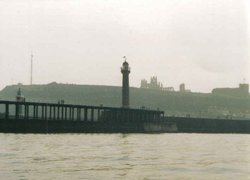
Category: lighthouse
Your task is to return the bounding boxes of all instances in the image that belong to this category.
[121,56,130,108]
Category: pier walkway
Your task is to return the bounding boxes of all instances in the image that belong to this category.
[0,100,164,123]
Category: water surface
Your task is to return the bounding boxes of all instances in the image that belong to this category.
[0,133,249,179]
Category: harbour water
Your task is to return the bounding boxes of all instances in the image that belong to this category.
[0,133,250,179]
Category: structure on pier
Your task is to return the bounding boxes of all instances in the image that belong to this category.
[16,88,25,103]
[16,88,25,116]
[0,100,164,133]
[121,57,130,108]
[1,100,163,122]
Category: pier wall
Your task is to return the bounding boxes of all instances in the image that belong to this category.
[0,100,164,133]
[164,117,250,133]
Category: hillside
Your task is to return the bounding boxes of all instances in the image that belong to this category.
[0,82,249,118]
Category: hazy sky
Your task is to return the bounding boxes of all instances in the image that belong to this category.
[0,0,249,92]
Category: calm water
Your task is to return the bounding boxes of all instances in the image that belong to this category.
[0,133,250,180]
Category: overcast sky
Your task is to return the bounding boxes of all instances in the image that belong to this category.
[0,0,249,92]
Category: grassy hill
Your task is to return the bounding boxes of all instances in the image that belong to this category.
[0,82,249,118]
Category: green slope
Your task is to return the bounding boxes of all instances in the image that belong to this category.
[0,82,249,118]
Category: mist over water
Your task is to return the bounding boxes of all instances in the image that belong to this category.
[0,133,249,179]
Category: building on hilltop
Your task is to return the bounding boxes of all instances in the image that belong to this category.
[179,83,191,93]
[140,76,162,90]
[179,83,185,92]
[239,83,249,95]
[212,83,249,97]
[163,87,174,91]
[140,76,174,91]
[148,76,163,90]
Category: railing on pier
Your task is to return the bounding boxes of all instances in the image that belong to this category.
[0,100,164,123]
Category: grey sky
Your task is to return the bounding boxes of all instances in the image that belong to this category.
[0,0,249,92]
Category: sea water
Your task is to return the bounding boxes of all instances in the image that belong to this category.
[0,133,250,180]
